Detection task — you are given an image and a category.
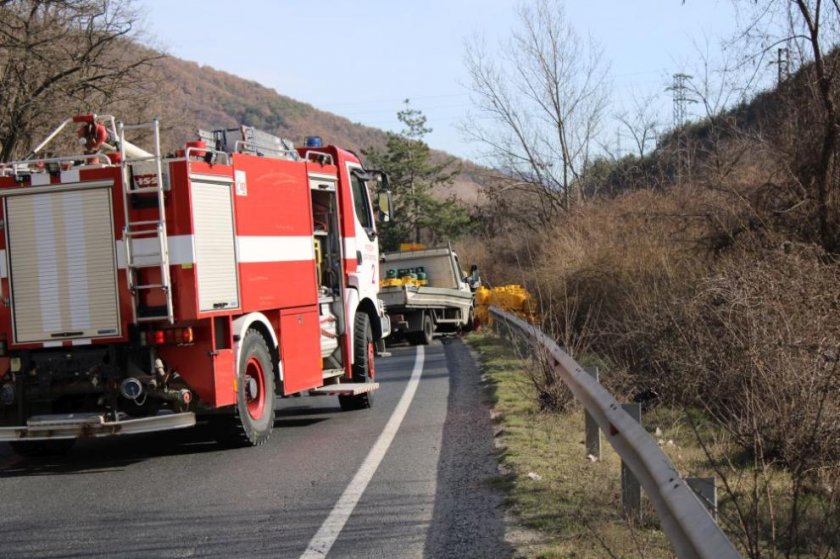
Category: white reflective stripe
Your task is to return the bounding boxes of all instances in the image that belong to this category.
[30,173,51,186]
[8,234,317,275]
[42,341,63,348]
[0,250,6,278]
[116,234,196,268]
[60,170,80,184]
[343,237,357,258]
[71,339,92,346]
[237,236,315,263]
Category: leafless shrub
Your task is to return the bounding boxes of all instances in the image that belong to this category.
[528,341,574,413]
[665,247,840,473]
[476,177,840,554]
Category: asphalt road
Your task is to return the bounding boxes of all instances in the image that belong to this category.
[0,338,511,559]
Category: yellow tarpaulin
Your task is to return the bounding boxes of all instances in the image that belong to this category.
[475,284,539,325]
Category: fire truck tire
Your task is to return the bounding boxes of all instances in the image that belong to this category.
[9,439,75,457]
[339,312,375,411]
[215,330,276,446]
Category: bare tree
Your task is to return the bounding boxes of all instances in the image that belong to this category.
[683,38,763,188]
[463,0,609,225]
[729,0,840,252]
[603,93,663,191]
[0,0,162,161]
[616,94,660,164]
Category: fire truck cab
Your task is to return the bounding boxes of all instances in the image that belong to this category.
[0,115,391,454]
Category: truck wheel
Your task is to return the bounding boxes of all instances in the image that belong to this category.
[9,439,75,457]
[339,312,375,411]
[215,330,276,446]
[464,307,476,332]
[408,313,434,346]
[419,313,434,345]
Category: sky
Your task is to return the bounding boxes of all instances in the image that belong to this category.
[137,0,743,161]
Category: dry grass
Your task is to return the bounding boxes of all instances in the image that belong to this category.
[468,331,674,558]
[464,177,840,557]
[470,328,839,559]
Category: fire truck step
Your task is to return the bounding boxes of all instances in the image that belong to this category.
[308,382,379,396]
[0,412,196,442]
[126,219,163,227]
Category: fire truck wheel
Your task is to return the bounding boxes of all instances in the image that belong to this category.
[9,439,75,457]
[339,312,375,411]
[215,330,276,446]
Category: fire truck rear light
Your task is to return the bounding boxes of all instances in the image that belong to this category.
[150,328,195,345]
[9,357,21,373]
[180,327,194,344]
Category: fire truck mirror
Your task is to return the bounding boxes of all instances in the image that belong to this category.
[377,190,393,223]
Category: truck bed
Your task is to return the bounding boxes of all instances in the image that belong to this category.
[380,285,473,310]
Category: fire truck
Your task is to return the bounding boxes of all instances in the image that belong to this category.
[0,114,392,455]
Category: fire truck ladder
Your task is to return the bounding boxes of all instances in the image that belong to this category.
[118,119,174,324]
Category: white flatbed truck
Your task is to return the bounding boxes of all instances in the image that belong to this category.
[379,247,479,345]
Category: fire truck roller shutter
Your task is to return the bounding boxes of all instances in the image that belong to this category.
[4,183,121,344]
[191,177,239,311]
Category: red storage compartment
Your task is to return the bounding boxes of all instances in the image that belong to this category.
[279,307,321,394]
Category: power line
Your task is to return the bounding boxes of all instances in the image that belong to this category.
[316,92,470,110]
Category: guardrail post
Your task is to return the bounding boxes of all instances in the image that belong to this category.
[621,402,642,522]
[687,477,718,520]
[584,366,601,460]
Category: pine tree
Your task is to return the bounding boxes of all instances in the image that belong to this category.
[364,100,470,251]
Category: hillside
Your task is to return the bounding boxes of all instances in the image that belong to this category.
[155,57,386,155]
[150,56,482,203]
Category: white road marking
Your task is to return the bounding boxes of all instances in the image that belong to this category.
[300,346,426,559]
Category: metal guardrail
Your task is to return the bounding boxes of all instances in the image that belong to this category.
[489,306,742,559]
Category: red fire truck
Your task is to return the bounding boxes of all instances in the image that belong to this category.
[0,114,392,455]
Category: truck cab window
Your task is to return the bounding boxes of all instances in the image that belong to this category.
[350,173,374,232]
